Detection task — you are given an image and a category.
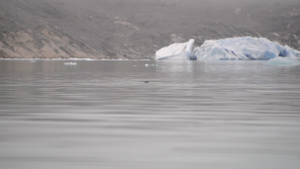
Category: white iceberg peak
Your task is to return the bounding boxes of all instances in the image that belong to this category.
[155,39,196,60]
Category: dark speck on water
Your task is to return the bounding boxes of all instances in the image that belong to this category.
[0,60,300,169]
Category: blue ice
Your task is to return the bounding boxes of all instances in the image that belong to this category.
[155,36,300,63]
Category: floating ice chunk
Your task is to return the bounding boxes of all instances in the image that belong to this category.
[155,41,187,60]
[265,57,300,66]
[64,62,77,66]
[195,37,291,60]
[145,63,158,67]
[155,39,196,60]
[156,36,300,61]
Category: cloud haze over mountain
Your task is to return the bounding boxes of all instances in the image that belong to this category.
[0,0,299,59]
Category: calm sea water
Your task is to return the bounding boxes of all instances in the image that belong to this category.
[0,60,300,169]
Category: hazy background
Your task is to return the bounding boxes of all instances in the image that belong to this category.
[0,0,299,59]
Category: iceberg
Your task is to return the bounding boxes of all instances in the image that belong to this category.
[155,39,196,60]
[155,36,300,63]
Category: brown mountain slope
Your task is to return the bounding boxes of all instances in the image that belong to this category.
[0,0,299,59]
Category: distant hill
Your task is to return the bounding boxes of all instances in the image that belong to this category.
[0,0,299,59]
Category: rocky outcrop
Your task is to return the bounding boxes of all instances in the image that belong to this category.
[0,26,98,58]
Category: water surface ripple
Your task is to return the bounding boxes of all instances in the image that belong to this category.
[0,60,300,169]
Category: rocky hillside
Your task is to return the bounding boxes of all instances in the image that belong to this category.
[0,0,299,59]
